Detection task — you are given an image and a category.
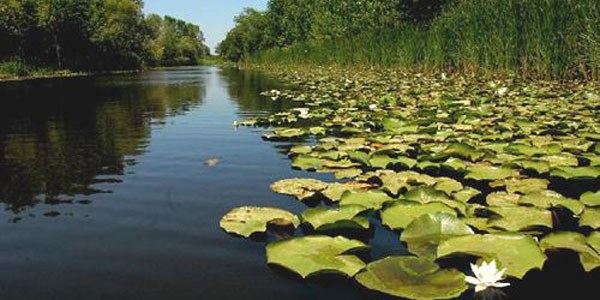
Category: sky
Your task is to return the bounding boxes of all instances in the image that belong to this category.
[144,0,269,53]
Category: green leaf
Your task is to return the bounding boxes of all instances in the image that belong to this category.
[518,190,584,215]
[581,191,600,207]
[401,213,474,260]
[220,207,300,238]
[291,156,324,171]
[490,178,550,194]
[378,171,436,196]
[301,205,371,231]
[465,165,517,181]
[551,166,600,180]
[381,202,457,230]
[266,236,369,278]
[355,257,468,300]
[339,190,394,210]
[347,150,372,167]
[540,232,600,272]
[437,234,547,279]
[580,208,600,229]
[405,186,451,203]
[270,178,328,201]
[487,206,553,231]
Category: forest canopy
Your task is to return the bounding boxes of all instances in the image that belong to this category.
[0,0,210,71]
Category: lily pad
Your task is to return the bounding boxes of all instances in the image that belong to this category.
[540,232,600,272]
[518,190,584,215]
[339,190,394,210]
[465,165,518,181]
[401,213,474,260]
[490,178,550,194]
[270,178,328,201]
[220,207,300,238]
[437,234,547,279]
[487,206,553,231]
[381,202,457,230]
[266,235,369,278]
[301,205,371,231]
[551,166,600,180]
[355,257,468,300]
[291,156,324,171]
[581,191,600,207]
[580,208,600,229]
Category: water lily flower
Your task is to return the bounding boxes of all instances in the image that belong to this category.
[496,87,508,97]
[465,260,510,292]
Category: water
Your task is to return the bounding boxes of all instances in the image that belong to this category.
[0,66,597,300]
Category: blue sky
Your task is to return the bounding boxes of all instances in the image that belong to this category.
[144,0,268,53]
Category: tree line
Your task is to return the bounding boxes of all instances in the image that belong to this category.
[217,0,450,62]
[217,0,598,79]
[0,0,210,71]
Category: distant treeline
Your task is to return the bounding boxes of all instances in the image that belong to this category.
[218,0,599,79]
[0,0,210,72]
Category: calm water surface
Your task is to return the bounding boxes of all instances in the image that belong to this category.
[0,67,596,299]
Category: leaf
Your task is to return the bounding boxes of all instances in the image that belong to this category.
[437,143,484,162]
[405,186,451,203]
[347,150,371,167]
[465,165,518,181]
[401,213,474,260]
[518,190,584,215]
[339,190,394,210]
[379,171,436,196]
[266,236,369,278]
[581,191,600,207]
[437,234,547,279]
[580,208,600,229]
[490,178,550,194]
[301,205,371,231]
[540,232,600,272]
[381,202,457,230]
[220,207,300,238]
[487,206,553,231]
[355,257,468,300]
[270,178,328,201]
[551,166,600,180]
[291,156,324,171]
[321,182,370,202]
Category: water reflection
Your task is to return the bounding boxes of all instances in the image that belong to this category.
[0,68,207,212]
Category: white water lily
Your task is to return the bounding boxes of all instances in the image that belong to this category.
[465,260,510,292]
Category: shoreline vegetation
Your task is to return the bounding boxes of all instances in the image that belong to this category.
[0,0,211,82]
[218,0,599,81]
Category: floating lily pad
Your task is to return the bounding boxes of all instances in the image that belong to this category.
[437,234,547,279]
[270,178,328,202]
[465,165,517,181]
[381,202,457,230]
[355,257,468,300]
[551,166,600,180]
[490,178,550,194]
[487,206,553,231]
[401,213,474,260]
[581,191,600,207]
[291,156,324,171]
[266,235,369,278]
[379,171,436,196]
[220,207,300,238]
[580,208,600,229]
[540,232,600,272]
[263,128,306,141]
[518,190,584,215]
[339,190,394,210]
[301,205,371,231]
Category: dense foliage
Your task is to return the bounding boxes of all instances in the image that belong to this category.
[219,0,599,79]
[0,0,209,72]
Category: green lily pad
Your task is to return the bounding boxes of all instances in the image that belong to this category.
[405,186,451,203]
[401,213,474,260]
[433,177,464,195]
[266,235,369,278]
[339,190,394,210]
[263,128,306,141]
[379,171,436,196]
[220,207,300,238]
[442,158,468,173]
[581,191,600,207]
[437,143,484,162]
[321,182,371,202]
[490,178,550,194]
[452,187,481,203]
[487,206,553,231]
[347,150,372,167]
[291,156,324,171]
[381,202,457,230]
[301,205,371,231]
[580,208,600,229]
[289,145,313,156]
[551,166,600,180]
[486,192,521,207]
[270,178,328,201]
[540,232,600,272]
[518,190,584,215]
[465,165,518,181]
[355,257,468,300]
[437,234,547,279]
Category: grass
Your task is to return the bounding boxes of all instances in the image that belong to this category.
[251,0,599,80]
